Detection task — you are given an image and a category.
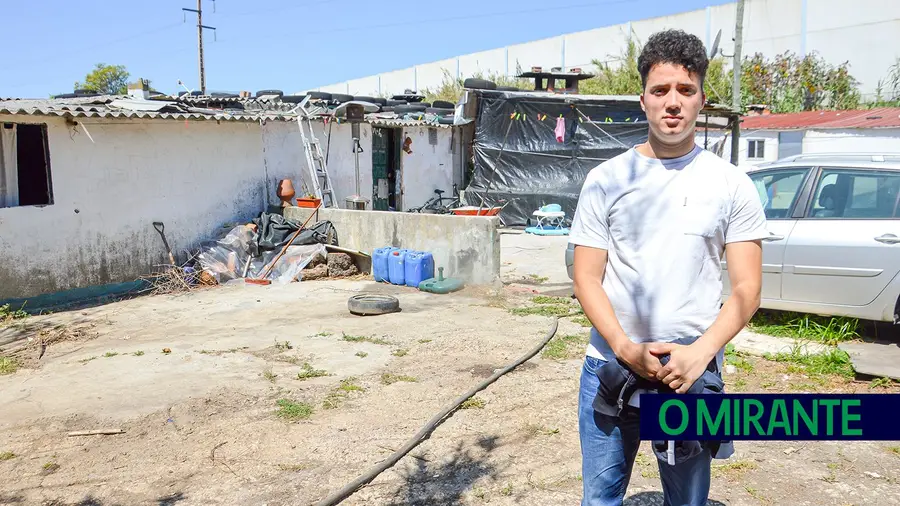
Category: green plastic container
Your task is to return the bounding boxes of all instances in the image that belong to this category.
[418,267,464,294]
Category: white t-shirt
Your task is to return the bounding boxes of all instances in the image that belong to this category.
[569,144,768,363]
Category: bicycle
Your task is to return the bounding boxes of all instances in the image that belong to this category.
[406,184,460,214]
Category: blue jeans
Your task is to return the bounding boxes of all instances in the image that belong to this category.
[578,355,712,506]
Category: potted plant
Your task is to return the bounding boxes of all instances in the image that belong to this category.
[296,193,321,208]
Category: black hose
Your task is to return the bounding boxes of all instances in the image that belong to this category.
[312,318,560,506]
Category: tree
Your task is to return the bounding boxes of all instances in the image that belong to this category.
[75,63,130,95]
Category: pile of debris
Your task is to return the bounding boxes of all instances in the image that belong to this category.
[181,212,367,288]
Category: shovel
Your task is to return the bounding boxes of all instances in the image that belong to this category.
[152,221,177,266]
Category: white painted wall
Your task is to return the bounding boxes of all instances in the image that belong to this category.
[0,115,307,299]
[697,127,900,166]
[802,128,900,153]
[399,126,455,211]
[695,129,780,166]
[313,0,900,100]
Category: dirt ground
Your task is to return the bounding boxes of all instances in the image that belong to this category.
[1,233,899,506]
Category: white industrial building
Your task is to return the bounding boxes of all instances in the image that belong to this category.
[311,0,900,102]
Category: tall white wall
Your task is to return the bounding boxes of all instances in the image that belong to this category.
[0,116,308,299]
[399,127,455,211]
[312,0,900,100]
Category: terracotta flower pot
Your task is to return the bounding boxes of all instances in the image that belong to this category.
[277,179,296,206]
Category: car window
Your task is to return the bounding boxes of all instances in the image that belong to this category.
[749,168,809,219]
[808,168,900,219]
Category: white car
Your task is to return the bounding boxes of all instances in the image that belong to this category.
[566,153,900,323]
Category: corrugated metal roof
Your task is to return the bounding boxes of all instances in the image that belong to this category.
[741,108,900,130]
[0,95,460,128]
[0,95,294,122]
[367,116,452,128]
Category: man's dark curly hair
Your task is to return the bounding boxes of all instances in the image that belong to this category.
[637,29,709,89]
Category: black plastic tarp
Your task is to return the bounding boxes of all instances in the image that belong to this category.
[464,91,649,226]
[251,213,337,254]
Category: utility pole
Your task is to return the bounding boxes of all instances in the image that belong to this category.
[182,0,216,95]
[730,0,745,165]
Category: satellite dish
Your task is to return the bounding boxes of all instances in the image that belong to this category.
[710,29,722,59]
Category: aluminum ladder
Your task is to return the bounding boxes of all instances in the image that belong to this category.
[294,96,337,208]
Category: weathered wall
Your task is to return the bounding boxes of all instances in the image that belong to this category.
[284,207,501,285]
[0,115,305,300]
[399,126,455,211]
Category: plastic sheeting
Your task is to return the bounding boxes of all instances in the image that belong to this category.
[464,91,649,226]
[196,213,335,284]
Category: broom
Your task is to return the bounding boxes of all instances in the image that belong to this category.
[245,202,322,285]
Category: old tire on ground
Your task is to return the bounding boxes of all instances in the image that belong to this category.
[348,294,400,316]
[464,78,497,90]
[394,104,427,114]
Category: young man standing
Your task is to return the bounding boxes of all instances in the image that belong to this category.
[569,30,768,505]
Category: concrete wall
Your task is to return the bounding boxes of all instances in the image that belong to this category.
[0,115,310,300]
[284,207,501,285]
[312,0,900,101]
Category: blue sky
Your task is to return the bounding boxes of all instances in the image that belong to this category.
[2,0,730,98]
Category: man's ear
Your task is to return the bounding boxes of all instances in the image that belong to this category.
[639,93,646,112]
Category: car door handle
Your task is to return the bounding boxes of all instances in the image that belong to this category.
[762,233,785,242]
[875,234,900,244]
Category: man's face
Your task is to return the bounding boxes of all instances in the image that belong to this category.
[640,62,705,146]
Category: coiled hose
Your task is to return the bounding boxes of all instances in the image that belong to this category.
[312,318,560,506]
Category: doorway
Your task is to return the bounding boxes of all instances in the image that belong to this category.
[372,127,402,211]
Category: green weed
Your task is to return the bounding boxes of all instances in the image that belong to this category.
[870,377,897,389]
[712,459,758,479]
[500,483,513,496]
[764,347,855,379]
[381,373,417,385]
[0,357,19,375]
[296,363,329,380]
[542,334,590,360]
[355,351,368,358]
[338,377,365,392]
[78,356,98,364]
[132,350,145,357]
[887,446,900,456]
[418,339,432,344]
[460,397,486,409]
[511,304,574,318]
[341,333,392,346]
[523,422,559,437]
[0,304,28,324]
[391,348,409,357]
[275,399,314,421]
[750,310,859,345]
[571,316,592,328]
[263,369,277,382]
[275,340,293,351]
[532,295,569,305]
[103,352,118,358]
[0,451,15,461]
